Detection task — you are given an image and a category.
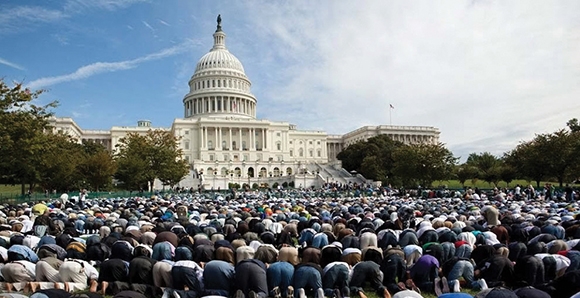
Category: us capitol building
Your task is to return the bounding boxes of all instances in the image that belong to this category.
[49,16,440,189]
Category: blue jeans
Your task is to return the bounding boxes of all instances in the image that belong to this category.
[455,244,472,259]
[267,262,295,297]
[293,265,322,298]
[447,260,479,289]
[566,251,580,273]
[322,263,349,297]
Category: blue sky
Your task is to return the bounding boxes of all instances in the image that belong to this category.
[1,0,579,160]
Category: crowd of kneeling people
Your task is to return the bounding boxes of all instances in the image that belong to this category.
[0,191,579,298]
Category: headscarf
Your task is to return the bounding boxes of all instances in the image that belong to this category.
[255,245,278,264]
[236,245,255,263]
[215,246,235,264]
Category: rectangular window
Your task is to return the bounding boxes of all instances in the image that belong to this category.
[185,156,190,162]
[276,132,281,136]
[209,154,214,161]
[290,150,293,157]
[224,154,229,161]
[185,130,189,135]
[184,141,190,150]
[317,151,321,157]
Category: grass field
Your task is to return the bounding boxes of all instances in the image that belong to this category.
[431,179,577,189]
[0,184,22,195]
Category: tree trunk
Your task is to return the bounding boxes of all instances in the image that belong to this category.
[21,183,25,195]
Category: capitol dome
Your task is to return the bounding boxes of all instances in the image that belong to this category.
[183,15,257,119]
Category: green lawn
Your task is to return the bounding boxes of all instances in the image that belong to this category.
[431,179,577,190]
[0,184,22,194]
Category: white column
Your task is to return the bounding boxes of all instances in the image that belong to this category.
[262,128,265,149]
[200,127,204,149]
[216,127,220,149]
[229,128,232,150]
[239,128,242,150]
[250,128,254,149]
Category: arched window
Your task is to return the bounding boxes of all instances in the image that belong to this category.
[222,140,227,150]
[208,140,213,150]
[276,142,281,150]
[232,141,237,150]
[242,141,247,150]
[273,167,280,177]
[299,148,303,157]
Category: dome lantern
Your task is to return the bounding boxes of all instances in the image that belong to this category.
[212,14,226,50]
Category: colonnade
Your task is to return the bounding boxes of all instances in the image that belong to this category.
[184,96,256,117]
[390,134,434,144]
[199,126,267,151]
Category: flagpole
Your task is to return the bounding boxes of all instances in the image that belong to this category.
[389,104,392,125]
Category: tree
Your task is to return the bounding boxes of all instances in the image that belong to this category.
[506,141,545,188]
[466,152,502,186]
[158,157,189,188]
[0,80,57,194]
[37,133,84,192]
[337,135,402,183]
[498,163,517,187]
[455,164,480,187]
[115,130,188,191]
[392,143,457,188]
[567,118,580,133]
[81,147,117,192]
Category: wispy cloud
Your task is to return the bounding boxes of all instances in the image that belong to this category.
[0,1,145,34]
[27,40,194,89]
[0,57,26,71]
[239,1,580,157]
[51,34,70,45]
[158,19,170,27]
[0,5,68,34]
[142,21,155,32]
[127,25,134,30]
[63,0,147,12]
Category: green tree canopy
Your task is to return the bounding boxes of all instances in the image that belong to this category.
[115,130,189,191]
[466,152,502,186]
[0,80,57,194]
[336,135,403,183]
